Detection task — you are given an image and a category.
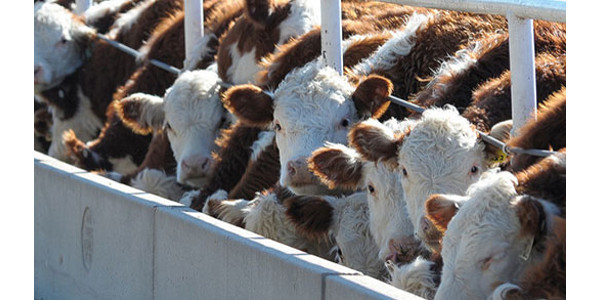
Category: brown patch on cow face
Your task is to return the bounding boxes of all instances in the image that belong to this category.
[284,195,333,240]
[352,75,393,119]
[308,147,363,191]
[348,121,403,163]
[223,84,274,127]
[425,194,460,233]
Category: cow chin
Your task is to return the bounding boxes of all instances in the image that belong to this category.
[178,175,208,189]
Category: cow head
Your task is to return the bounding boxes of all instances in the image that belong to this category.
[223,63,392,195]
[308,118,417,263]
[34,1,96,92]
[349,106,511,251]
[117,69,228,187]
[425,171,560,299]
[284,192,386,279]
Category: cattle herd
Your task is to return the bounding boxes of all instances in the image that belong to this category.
[34,0,566,299]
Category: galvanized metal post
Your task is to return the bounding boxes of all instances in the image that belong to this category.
[75,0,92,15]
[507,12,537,137]
[184,0,204,70]
[320,0,343,75]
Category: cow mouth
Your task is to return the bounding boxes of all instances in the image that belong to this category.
[180,175,208,189]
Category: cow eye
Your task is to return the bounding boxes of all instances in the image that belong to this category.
[481,256,493,270]
[164,122,175,135]
[402,168,408,177]
[470,166,479,174]
[367,185,375,194]
[274,122,282,132]
[341,118,350,127]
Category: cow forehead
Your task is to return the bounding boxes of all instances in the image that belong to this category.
[163,71,223,128]
[35,3,74,39]
[444,172,521,255]
[273,64,356,125]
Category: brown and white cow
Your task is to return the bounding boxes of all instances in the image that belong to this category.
[62,0,241,177]
[213,10,506,200]
[186,7,418,210]
[463,52,566,134]
[490,214,565,300]
[34,0,183,165]
[422,167,564,299]
[201,185,337,262]
[112,67,228,199]
[410,20,565,132]
[349,106,512,253]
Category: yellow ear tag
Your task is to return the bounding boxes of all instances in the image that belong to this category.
[489,148,508,164]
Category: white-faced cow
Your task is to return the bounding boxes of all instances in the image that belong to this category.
[112,67,228,199]
[423,168,564,299]
[62,0,242,179]
[186,4,423,210]
[34,0,184,165]
[349,106,512,253]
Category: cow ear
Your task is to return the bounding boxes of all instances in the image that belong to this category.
[244,0,273,29]
[284,195,334,240]
[349,118,401,162]
[352,74,393,119]
[223,84,274,128]
[425,194,466,233]
[484,120,513,166]
[309,143,364,191]
[115,93,165,135]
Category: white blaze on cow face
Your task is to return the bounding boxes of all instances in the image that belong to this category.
[435,171,559,299]
[162,70,226,187]
[397,106,486,241]
[273,66,357,195]
[34,2,95,92]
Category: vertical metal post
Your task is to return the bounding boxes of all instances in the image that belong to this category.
[507,12,537,137]
[75,0,92,15]
[184,0,204,70]
[320,0,343,75]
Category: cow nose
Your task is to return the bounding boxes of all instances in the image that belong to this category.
[180,155,212,179]
[287,160,299,177]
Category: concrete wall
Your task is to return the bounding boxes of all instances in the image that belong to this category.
[34,152,422,300]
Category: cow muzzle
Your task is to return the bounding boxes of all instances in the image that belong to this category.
[178,154,213,183]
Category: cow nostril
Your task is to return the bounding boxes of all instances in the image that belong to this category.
[287,161,297,176]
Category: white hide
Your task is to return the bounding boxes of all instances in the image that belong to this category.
[105,0,153,39]
[322,140,414,262]
[396,106,487,240]
[351,12,432,76]
[435,170,559,299]
[130,168,185,201]
[34,2,95,92]
[325,192,387,280]
[387,257,438,300]
[205,192,335,261]
[275,0,321,46]
[162,69,225,187]
[273,64,357,195]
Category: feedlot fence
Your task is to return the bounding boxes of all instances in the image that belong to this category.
[35,0,566,299]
